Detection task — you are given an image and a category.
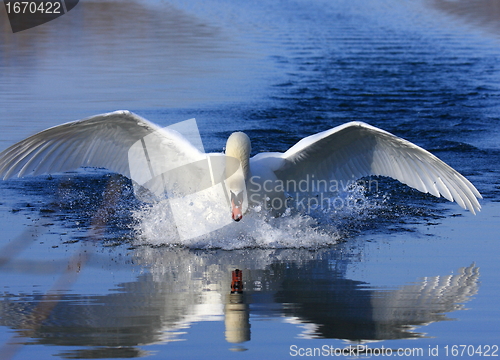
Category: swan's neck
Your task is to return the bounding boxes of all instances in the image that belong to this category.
[226,132,251,181]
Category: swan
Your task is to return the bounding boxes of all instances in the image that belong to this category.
[0,111,481,222]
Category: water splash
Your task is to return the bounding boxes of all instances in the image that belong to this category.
[131,183,381,249]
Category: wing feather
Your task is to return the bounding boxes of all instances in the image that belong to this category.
[0,110,203,180]
[275,121,481,213]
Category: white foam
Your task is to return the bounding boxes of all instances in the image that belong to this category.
[131,184,380,250]
[132,204,334,249]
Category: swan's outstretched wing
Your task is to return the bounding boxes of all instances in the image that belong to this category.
[0,110,203,180]
[275,121,481,214]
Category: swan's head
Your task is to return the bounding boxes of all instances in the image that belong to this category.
[230,190,244,222]
[226,132,251,221]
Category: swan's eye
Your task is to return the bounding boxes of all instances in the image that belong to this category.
[230,191,243,207]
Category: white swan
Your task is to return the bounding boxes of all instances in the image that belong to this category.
[0,111,481,222]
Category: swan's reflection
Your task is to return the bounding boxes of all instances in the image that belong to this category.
[0,248,479,358]
[225,269,250,344]
[275,262,479,341]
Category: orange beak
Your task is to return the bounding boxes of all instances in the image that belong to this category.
[230,191,244,222]
[232,201,243,222]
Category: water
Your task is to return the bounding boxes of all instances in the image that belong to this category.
[1,0,499,359]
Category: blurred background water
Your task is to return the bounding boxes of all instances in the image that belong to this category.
[0,0,499,359]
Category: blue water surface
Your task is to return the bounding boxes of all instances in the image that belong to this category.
[0,0,499,359]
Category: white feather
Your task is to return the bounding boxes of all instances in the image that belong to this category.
[0,110,203,180]
[0,115,482,217]
[263,121,481,214]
